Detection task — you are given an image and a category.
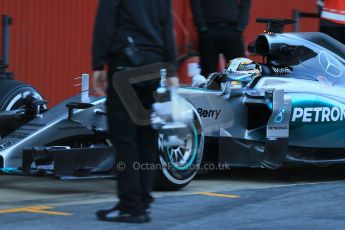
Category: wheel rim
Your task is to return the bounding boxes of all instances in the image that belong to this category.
[159,124,198,171]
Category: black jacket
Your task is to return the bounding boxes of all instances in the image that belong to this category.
[92,0,177,70]
[190,0,251,32]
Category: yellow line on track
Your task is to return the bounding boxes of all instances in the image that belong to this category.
[0,206,72,216]
[195,192,240,199]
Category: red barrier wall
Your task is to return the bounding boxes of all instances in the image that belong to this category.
[0,0,318,105]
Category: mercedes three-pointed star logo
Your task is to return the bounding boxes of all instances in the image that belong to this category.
[318,51,343,78]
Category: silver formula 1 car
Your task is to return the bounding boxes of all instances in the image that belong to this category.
[2,18,345,191]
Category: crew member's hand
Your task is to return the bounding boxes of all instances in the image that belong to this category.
[92,70,107,96]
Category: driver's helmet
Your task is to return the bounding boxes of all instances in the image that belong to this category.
[226,57,262,77]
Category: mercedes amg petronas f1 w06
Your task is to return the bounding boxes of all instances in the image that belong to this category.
[2,18,345,190]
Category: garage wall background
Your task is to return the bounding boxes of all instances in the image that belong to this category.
[0,0,318,105]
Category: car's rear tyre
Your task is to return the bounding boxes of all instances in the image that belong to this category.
[155,110,204,190]
[0,79,44,137]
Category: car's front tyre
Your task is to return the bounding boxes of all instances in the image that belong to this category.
[155,111,204,190]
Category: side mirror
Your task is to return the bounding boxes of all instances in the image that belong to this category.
[219,81,232,96]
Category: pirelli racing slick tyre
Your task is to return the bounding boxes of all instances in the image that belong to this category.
[0,79,45,138]
[155,110,204,191]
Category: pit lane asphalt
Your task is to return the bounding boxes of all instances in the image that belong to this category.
[1,166,345,229]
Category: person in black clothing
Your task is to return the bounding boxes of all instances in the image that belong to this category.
[92,0,177,223]
[190,0,251,76]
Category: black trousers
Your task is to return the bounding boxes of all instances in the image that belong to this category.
[320,25,345,45]
[198,25,245,76]
[106,60,158,215]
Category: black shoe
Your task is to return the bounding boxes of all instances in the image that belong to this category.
[96,208,121,222]
[113,213,150,224]
[96,208,150,223]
